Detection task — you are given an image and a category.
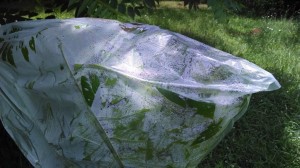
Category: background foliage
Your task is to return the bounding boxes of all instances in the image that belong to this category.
[238,0,300,18]
[1,0,299,24]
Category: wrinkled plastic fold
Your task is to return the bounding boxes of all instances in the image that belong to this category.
[0,18,280,167]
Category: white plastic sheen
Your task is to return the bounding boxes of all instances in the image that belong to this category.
[0,18,280,167]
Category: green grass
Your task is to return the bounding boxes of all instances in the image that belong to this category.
[1,1,300,168]
[134,2,300,167]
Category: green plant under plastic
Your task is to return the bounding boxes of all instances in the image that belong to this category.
[0,18,280,167]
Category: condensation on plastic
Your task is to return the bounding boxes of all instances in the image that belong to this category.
[0,18,280,168]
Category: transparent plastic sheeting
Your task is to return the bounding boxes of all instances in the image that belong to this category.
[0,18,280,168]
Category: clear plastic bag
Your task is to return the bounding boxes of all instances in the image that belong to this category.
[0,18,280,167]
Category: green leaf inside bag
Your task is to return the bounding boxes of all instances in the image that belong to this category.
[157,87,215,118]
[192,119,223,145]
[81,74,100,106]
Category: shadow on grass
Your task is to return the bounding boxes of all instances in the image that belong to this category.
[199,69,300,168]
[0,121,33,168]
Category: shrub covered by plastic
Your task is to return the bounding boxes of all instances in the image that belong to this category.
[0,18,280,167]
